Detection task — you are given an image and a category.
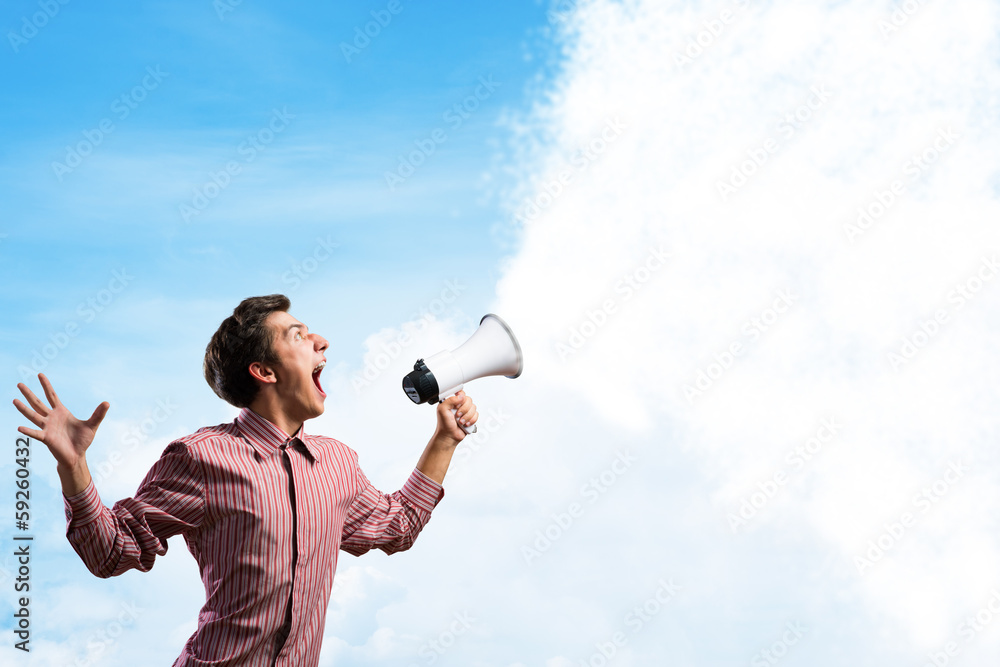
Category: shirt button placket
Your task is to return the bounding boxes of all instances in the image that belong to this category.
[273,442,299,664]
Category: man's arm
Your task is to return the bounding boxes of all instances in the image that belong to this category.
[340,465,443,556]
[15,374,204,577]
[415,390,478,484]
[340,391,478,556]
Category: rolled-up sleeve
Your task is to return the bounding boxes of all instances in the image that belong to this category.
[64,441,205,578]
[340,467,444,557]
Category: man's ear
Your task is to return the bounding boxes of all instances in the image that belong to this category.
[249,361,277,385]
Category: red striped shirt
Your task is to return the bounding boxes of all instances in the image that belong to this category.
[63,407,444,666]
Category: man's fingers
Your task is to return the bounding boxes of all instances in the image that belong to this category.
[16,425,43,442]
[86,401,110,429]
[457,407,478,427]
[444,391,478,428]
[16,382,49,417]
[12,399,46,429]
[446,391,469,408]
[38,373,61,408]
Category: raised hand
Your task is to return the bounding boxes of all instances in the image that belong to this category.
[13,373,109,495]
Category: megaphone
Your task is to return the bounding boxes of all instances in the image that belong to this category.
[402,314,523,434]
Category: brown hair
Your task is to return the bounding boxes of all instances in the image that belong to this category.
[204,294,291,408]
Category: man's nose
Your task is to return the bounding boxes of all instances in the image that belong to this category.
[312,334,329,352]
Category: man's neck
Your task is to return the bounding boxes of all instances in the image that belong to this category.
[247,399,303,440]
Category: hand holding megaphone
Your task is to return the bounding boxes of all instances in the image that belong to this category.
[402,314,523,434]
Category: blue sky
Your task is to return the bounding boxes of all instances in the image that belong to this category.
[0,0,550,372]
[4,1,1000,666]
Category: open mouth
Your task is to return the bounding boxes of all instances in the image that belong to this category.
[312,360,327,397]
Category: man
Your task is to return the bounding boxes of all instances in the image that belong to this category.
[13,294,477,666]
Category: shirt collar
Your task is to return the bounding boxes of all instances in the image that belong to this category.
[235,407,320,461]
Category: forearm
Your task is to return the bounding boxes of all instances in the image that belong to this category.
[66,490,171,578]
[415,434,459,485]
[415,391,476,484]
[64,484,127,579]
[57,456,93,497]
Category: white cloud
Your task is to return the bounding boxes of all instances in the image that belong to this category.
[481,0,1000,664]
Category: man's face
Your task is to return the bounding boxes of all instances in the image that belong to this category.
[262,310,329,427]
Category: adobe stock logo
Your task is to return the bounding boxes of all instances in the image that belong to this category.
[179,108,295,223]
[515,117,627,224]
[843,127,960,244]
[888,255,997,371]
[51,66,170,181]
[878,0,932,40]
[281,236,339,290]
[683,289,798,404]
[17,269,134,381]
[673,0,754,71]
[716,84,832,201]
[410,612,476,665]
[384,75,501,191]
[7,0,71,53]
[91,397,179,485]
[340,0,406,63]
[579,578,681,666]
[521,450,636,564]
[750,622,807,667]
[853,461,966,575]
[727,418,841,532]
[556,245,670,362]
[922,590,1000,667]
[351,279,466,394]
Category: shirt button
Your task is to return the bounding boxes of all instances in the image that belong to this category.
[65,509,72,520]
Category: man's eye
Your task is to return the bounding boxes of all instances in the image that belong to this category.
[295,332,303,341]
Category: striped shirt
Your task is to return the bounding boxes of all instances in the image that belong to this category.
[63,407,444,666]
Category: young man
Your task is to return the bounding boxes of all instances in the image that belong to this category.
[13,294,477,666]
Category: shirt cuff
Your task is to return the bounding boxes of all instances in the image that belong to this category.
[63,480,105,529]
[401,468,445,513]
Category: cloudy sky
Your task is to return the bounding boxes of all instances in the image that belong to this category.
[3,0,1000,665]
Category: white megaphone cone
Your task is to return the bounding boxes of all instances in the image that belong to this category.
[402,314,523,434]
